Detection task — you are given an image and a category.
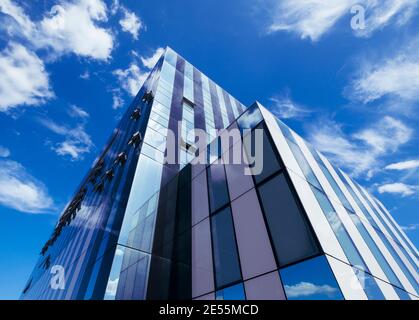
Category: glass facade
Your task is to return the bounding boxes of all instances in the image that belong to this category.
[21,48,418,300]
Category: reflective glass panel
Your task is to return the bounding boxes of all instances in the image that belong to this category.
[207,164,230,213]
[211,206,242,289]
[216,283,245,300]
[280,255,344,300]
[258,173,320,266]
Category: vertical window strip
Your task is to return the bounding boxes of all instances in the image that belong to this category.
[344,178,419,294]
[344,172,418,272]
[152,62,176,129]
[337,170,419,294]
[208,80,224,130]
[227,94,240,119]
[346,210,407,296]
[309,186,368,271]
[363,188,419,263]
[235,98,244,114]
[356,185,419,272]
[181,102,195,166]
[201,75,216,143]
[192,68,206,133]
[221,90,236,123]
[183,62,194,103]
[355,183,404,246]
[210,206,243,290]
[373,197,419,259]
[306,143,355,212]
[216,85,230,128]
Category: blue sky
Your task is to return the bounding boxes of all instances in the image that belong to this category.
[0,0,418,299]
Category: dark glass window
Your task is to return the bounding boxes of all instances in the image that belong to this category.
[244,123,282,183]
[216,283,245,300]
[211,207,242,289]
[258,173,320,266]
[280,255,344,300]
[207,164,229,213]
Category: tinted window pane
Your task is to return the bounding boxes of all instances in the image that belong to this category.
[211,207,242,289]
[258,173,320,266]
[347,211,404,292]
[305,143,354,211]
[225,161,254,201]
[311,187,369,273]
[207,164,229,213]
[275,118,295,141]
[286,139,322,190]
[280,255,344,300]
[216,283,245,300]
[192,170,210,225]
[243,124,282,183]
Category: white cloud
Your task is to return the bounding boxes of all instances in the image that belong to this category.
[110,0,120,15]
[113,63,147,97]
[113,48,164,97]
[39,0,114,60]
[269,95,312,119]
[0,0,114,60]
[119,7,143,40]
[268,0,353,41]
[385,160,419,171]
[68,105,89,119]
[353,116,412,154]
[0,42,53,112]
[284,281,338,298]
[110,0,144,40]
[80,70,90,79]
[377,182,418,196]
[39,118,94,160]
[267,0,419,41]
[0,0,35,38]
[0,146,10,157]
[309,119,376,176]
[358,1,419,37]
[140,47,165,69]
[112,93,124,110]
[401,223,419,231]
[309,116,412,177]
[348,39,419,105]
[0,159,53,213]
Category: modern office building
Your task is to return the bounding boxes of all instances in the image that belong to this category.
[21,47,418,300]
